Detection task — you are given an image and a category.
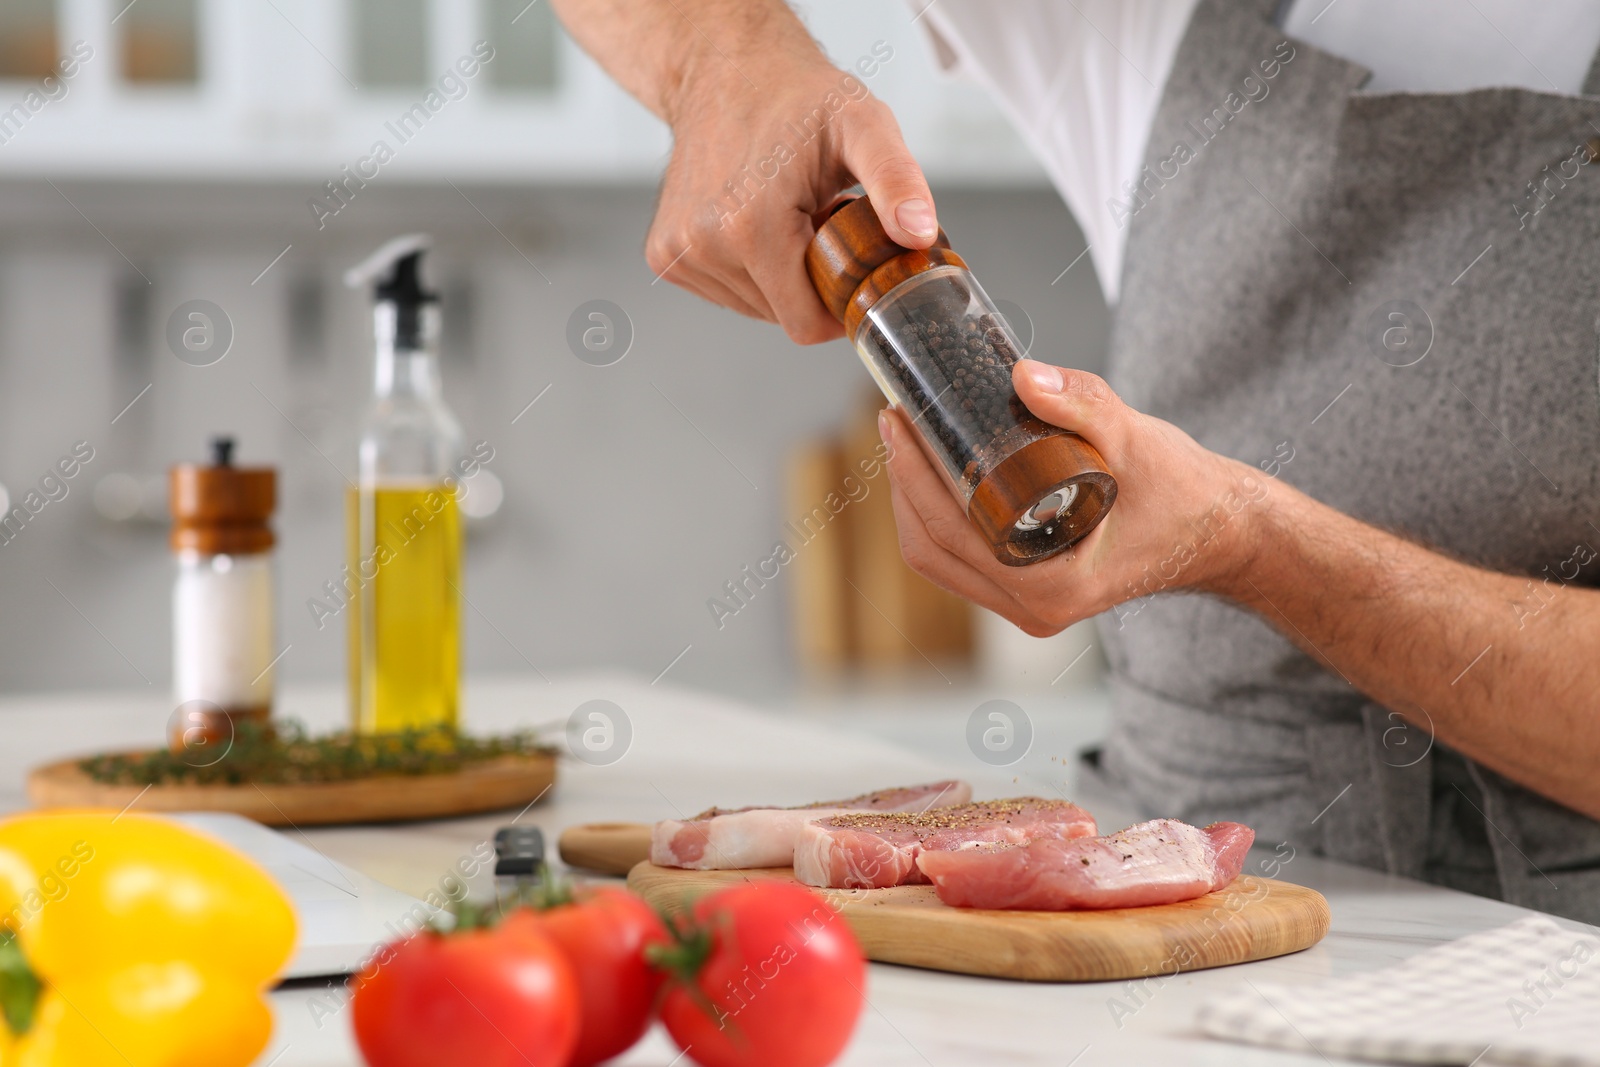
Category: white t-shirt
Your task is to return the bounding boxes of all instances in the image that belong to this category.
[917,0,1600,301]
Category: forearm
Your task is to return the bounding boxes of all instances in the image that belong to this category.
[1218,476,1600,818]
[549,0,827,124]
[888,363,1600,817]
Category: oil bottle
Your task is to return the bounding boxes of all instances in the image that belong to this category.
[344,235,463,733]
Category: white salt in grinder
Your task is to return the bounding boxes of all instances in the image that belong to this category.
[169,437,277,754]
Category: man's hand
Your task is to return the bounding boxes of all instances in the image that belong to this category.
[890,359,1600,824]
[882,360,1268,635]
[551,0,936,343]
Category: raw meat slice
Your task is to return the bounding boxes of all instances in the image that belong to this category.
[916,819,1254,910]
[650,780,971,870]
[793,798,1098,889]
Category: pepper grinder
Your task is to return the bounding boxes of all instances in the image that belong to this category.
[806,196,1116,565]
[169,437,277,752]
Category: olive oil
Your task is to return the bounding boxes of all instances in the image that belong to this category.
[347,483,461,733]
[345,235,465,735]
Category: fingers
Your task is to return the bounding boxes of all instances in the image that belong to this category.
[881,409,994,565]
[885,475,1001,608]
[839,101,937,249]
[741,207,848,344]
[886,477,1059,636]
[879,410,1060,635]
[647,190,843,344]
[645,208,775,317]
[643,85,931,340]
[668,259,774,322]
[1011,361,1133,459]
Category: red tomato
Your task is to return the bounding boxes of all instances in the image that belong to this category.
[503,887,670,1067]
[351,921,578,1067]
[656,881,866,1067]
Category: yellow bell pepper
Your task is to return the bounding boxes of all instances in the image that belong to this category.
[0,811,297,1067]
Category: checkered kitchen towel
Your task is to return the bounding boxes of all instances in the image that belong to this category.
[1197,916,1600,1066]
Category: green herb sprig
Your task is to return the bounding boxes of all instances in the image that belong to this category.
[78,719,555,788]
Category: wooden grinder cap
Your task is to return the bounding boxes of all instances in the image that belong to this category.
[170,438,276,555]
[805,196,965,339]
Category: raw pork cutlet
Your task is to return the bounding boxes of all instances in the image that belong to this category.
[793,798,1097,890]
[917,819,1254,910]
[650,780,971,870]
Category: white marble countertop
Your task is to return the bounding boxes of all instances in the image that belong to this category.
[1,673,1592,1067]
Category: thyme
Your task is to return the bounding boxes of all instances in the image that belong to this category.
[78,719,555,787]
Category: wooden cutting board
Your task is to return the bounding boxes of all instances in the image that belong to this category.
[628,861,1330,982]
[27,752,556,827]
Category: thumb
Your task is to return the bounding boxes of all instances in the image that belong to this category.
[1012,361,1131,455]
[839,102,937,248]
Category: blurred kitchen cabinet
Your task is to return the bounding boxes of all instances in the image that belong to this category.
[482,0,558,92]
[119,0,199,84]
[0,0,657,180]
[788,393,973,676]
[352,0,429,90]
[786,439,854,671]
[0,0,58,80]
[0,1,1039,184]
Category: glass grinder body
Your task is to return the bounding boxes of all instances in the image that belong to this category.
[804,195,1117,566]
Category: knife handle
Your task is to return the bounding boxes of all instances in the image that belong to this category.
[557,822,652,876]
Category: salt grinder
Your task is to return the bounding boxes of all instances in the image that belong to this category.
[169,437,277,752]
[805,196,1117,565]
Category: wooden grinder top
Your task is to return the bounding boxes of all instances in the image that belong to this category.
[805,196,968,340]
[170,438,276,555]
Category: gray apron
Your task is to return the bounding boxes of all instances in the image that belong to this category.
[1087,0,1600,922]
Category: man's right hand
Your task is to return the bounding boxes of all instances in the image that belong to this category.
[551,0,936,345]
[651,53,937,343]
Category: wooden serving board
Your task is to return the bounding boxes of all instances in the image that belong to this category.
[27,752,556,828]
[628,861,1330,982]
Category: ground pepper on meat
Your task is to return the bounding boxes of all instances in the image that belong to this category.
[827,799,1034,832]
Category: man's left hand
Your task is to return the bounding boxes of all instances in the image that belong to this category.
[881,359,1268,634]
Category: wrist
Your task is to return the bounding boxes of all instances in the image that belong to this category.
[658,12,833,127]
[663,41,839,129]
[1192,457,1286,603]
[658,41,722,128]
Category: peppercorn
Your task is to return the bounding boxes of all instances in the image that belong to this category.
[861,289,1049,490]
